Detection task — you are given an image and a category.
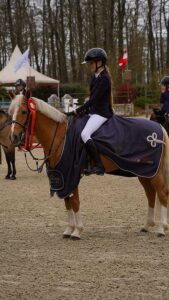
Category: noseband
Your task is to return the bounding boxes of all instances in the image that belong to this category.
[11,119,28,129]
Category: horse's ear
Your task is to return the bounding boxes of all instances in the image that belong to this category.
[25,90,32,100]
[9,90,16,100]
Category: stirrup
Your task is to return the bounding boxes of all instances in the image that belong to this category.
[92,165,105,175]
[83,165,105,176]
[83,159,93,176]
[83,166,93,176]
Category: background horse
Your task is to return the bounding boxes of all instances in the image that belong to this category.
[9,94,169,239]
[0,109,16,179]
[150,108,169,136]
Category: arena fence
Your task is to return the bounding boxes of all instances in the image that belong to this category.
[0,99,135,116]
[113,103,134,116]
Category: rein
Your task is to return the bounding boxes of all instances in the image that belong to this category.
[0,120,12,132]
[24,121,60,173]
[0,116,14,148]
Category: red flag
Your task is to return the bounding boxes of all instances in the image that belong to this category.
[118,50,128,70]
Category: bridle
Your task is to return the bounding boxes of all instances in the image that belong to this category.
[11,97,64,173]
[0,119,12,132]
[0,114,14,148]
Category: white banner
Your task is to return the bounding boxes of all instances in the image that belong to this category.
[14,48,30,73]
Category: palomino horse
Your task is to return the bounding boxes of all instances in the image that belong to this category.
[0,109,16,179]
[9,94,169,239]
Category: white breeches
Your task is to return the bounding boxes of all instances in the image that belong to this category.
[81,114,107,143]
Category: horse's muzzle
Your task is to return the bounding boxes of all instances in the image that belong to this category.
[10,133,23,146]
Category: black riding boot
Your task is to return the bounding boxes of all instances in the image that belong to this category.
[85,139,105,175]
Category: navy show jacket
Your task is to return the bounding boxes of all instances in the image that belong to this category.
[76,69,113,118]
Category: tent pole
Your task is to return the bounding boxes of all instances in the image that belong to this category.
[57,82,60,103]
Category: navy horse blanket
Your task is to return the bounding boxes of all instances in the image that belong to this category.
[46,115,164,199]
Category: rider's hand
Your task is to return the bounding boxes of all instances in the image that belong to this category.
[64,111,75,117]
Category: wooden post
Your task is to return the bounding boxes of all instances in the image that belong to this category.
[145,104,149,118]
[0,146,2,164]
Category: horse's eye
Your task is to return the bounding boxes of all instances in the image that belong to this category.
[21,111,27,115]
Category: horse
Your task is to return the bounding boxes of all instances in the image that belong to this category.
[0,109,16,179]
[150,108,169,136]
[8,93,169,239]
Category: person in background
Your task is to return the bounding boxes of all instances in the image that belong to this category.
[160,76,169,114]
[15,79,26,96]
[48,94,60,108]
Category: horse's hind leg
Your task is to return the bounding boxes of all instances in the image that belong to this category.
[64,187,83,240]
[139,177,156,232]
[151,174,168,236]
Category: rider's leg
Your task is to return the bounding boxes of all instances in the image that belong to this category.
[81,114,107,175]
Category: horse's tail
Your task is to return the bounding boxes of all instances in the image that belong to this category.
[162,127,169,194]
[155,127,169,221]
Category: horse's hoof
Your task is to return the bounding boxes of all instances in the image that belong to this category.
[70,235,81,240]
[164,223,169,231]
[157,232,165,237]
[63,234,71,239]
[140,228,149,233]
[10,176,16,180]
[5,175,10,180]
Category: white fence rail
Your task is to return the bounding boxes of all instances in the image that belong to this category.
[113,103,134,116]
[0,99,135,117]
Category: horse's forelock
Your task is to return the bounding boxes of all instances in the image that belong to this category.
[8,95,24,116]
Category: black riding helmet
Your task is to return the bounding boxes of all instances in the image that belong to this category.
[160,76,169,86]
[81,48,107,65]
[15,79,26,87]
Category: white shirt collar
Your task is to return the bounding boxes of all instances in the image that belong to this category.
[95,71,101,78]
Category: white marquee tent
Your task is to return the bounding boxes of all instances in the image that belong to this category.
[0,45,59,88]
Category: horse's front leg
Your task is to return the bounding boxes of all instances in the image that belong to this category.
[63,187,83,240]
[63,197,75,238]
[3,149,12,179]
[10,153,16,180]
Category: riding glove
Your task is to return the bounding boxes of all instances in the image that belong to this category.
[64,111,76,117]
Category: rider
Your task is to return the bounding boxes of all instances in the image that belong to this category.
[160,76,169,114]
[66,48,113,175]
[15,79,26,96]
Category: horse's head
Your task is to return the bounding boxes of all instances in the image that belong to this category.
[9,91,30,146]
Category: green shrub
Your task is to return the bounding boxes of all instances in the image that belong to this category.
[32,86,59,101]
[0,87,9,100]
[134,96,154,108]
[32,83,88,105]
[60,83,88,105]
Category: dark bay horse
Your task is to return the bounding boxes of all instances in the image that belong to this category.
[8,94,169,239]
[150,108,169,136]
[0,109,16,179]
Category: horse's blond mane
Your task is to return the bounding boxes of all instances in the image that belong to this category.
[32,97,66,123]
[9,95,66,123]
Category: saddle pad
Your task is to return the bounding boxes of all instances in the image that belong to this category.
[49,114,164,198]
